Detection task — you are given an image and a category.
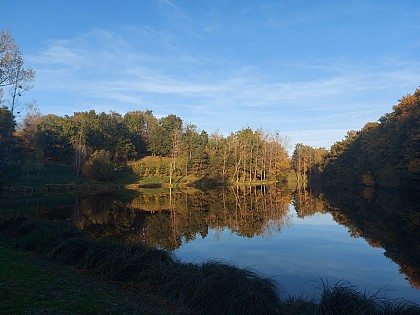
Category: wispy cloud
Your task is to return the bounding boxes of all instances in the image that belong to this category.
[158,0,185,18]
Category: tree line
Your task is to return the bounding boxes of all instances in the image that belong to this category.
[1,105,292,183]
[0,31,292,184]
[319,88,420,190]
[286,88,419,190]
[1,31,418,189]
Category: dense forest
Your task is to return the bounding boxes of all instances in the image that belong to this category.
[320,88,420,190]
[1,31,419,190]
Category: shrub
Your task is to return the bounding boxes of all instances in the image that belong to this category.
[82,150,114,181]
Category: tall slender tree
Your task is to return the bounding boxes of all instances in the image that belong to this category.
[0,31,35,172]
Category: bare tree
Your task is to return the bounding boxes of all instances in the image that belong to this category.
[1,31,35,111]
[0,31,35,171]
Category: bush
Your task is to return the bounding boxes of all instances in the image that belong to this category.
[82,150,114,181]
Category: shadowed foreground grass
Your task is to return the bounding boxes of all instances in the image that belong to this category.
[0,244,180,314]
[0,217,419,315]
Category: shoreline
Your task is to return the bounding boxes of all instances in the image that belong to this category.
[0,217,418,314]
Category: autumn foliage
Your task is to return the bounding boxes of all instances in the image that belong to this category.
[321,88,420,190]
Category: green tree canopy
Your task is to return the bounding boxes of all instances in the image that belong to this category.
[321,88,420,189]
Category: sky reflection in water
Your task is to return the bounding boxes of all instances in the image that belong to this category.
[174,206,420,303]
[4,187,417,303]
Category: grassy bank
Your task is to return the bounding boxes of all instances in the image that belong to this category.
[1,217,419,314]
[0,218,280,314]
[0,244,182,314]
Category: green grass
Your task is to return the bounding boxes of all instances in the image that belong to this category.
[138,176,169,186]
[113,167,141,185]
[0,243,176,314]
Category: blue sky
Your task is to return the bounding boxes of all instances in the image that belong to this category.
[1,0,419,149]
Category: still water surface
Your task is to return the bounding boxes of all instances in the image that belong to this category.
[1,185,419,302]
[175,207,416,301]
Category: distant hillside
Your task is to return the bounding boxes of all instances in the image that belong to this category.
[321,88,420,190]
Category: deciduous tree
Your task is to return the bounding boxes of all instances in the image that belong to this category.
[0,31,35,173]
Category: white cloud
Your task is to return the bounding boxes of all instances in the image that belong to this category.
[29,45,83,65]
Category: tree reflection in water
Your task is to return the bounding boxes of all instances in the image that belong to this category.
[320,188,420,290]
[6,184,417,291]
[75,186,292,251]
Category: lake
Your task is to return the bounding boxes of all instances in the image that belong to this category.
[1,185,419,303]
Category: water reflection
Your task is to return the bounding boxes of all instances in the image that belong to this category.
[1,185,418,295]
[320,188,420,290]
[292,187,328,218]
[75,186,293,251]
